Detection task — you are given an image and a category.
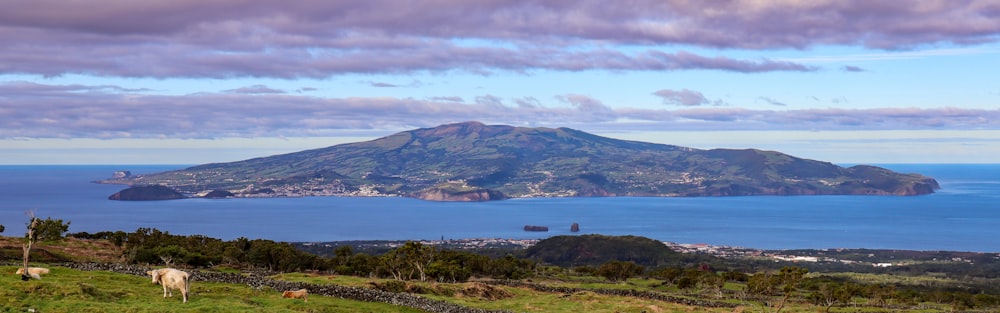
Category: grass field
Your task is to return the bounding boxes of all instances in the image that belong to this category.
[274,272,739,313]
[1,265,747,313]
[1,265,428,313]
[0,237,990,312]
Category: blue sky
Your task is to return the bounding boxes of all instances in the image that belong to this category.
[2,1,999,164]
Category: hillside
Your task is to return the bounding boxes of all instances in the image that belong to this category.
[100,121,939,201]
[7,234,1000,313]
[524,235,686,267]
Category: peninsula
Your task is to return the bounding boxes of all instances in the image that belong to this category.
[100,122,939,201]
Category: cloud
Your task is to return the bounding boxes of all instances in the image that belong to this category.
[364,80,425,88]
[225,84,285,94]
[0,81,151,94]
[513,97,541,109]
[556,94,617,122]
[0,37,814,78]
[2,82,999,139]
[474,95,504,108]
[831,96,849,104]
[429,96,464,102]
[5,1,997,48]
[654,89,712,106]
[367,81,400,88]
[842,65,866,72]
[12,1,997,78]
[756,97,787,106]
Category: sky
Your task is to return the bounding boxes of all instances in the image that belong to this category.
[2,0,999,165]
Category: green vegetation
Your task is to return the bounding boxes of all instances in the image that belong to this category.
[524,234,688,267]
[5,229,1000,312]
[31,217,71,242]
[0,266,424,313]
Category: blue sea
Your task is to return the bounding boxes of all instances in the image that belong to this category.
[1,164,998,252]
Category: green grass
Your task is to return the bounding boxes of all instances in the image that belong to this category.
[1,266,423,313]
[273,273,737,313]
[817,272,962,287]
[2,265,981,313]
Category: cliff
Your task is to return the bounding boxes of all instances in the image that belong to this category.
[411,187,507,202]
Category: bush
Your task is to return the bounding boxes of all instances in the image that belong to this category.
[34,217,70,242]
[596,260,644,282]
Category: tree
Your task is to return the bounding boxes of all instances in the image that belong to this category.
[808,282,852,313]
[596,260,644,282]
[109,231,127,248]
[490,254,535,279]
[33,217,70,242]
[650,267,683,283]
[866,283,896,307]
[379,241,436,281]
[21,210,40,281]
[746,266,808,313]
[379,248,409,280]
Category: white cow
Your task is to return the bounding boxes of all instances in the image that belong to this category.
[15,267,50,280]
[282,288,308,302]
[147,268,190,303]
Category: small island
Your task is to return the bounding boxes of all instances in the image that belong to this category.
[108,185,186,201]
[523,225,549,232]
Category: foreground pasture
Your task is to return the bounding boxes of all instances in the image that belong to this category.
[3,264,990,313]
[3,265,742,313]
[1,266,423,313]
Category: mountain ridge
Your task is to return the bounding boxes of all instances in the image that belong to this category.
[100,121,940,201]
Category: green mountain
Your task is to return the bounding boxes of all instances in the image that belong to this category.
[101,121,939,201]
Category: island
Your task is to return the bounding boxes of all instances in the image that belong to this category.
[98,121,940,202]
[108,185,185,201]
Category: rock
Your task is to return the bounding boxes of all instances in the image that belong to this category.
[570,223,580,232]
[524,225,548,232]
[202,190,235,198]
[108,185,185,201]
[411,188,507,202]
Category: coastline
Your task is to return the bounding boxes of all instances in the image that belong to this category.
[3,164,1000,252]
[293,237,993,267]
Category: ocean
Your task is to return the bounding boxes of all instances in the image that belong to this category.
[1,164,998,252]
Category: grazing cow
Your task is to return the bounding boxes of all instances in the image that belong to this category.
[282,288,308,302]
[15,267,50,280]
[147,268,190,303]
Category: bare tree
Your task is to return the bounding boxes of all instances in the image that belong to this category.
[160,255,175,268]
[21,210,40,281]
